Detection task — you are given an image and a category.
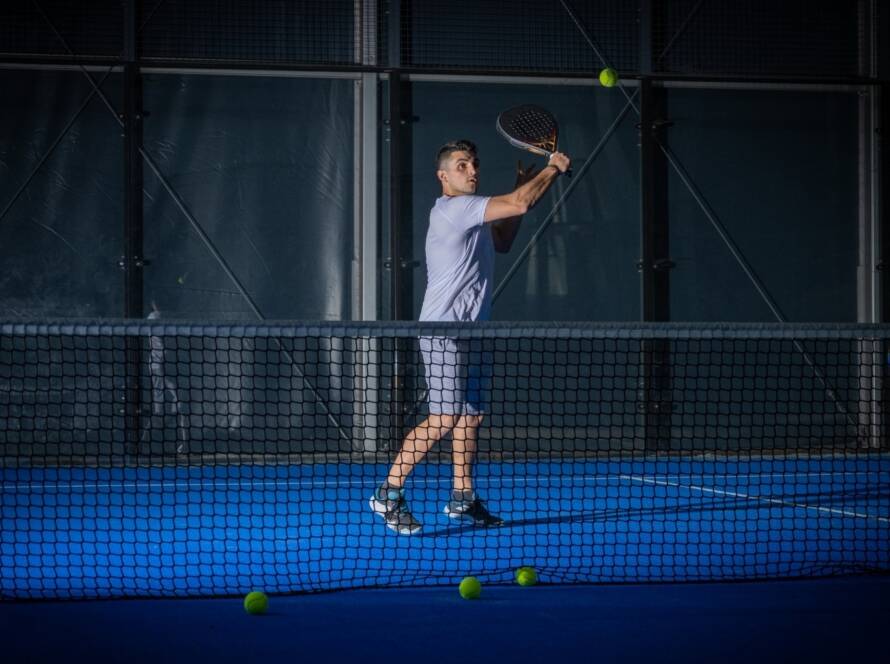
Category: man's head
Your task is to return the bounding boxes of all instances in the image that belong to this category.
[435,139,479,196]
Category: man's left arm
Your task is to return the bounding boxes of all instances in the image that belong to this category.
[491,162,538,253]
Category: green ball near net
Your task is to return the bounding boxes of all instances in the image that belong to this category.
[459,576,482,600]
[243,591,269,615]
[515,566,538,586]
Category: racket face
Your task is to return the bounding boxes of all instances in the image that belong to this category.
[496,104,559,155]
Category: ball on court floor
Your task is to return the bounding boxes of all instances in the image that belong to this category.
[243,591,269,615]
[459,576,482,600]
[516,567,538,587]
[514,566,534,581]
[599,67,619,87]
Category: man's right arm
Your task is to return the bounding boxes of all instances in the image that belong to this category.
[483,152,571,223]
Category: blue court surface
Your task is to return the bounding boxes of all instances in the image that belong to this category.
[2,455,889,661]
[3,456,888,597]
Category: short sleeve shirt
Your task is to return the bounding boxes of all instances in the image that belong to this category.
[418,195,494,322]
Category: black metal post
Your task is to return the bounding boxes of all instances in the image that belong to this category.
[639,0,653,77]
[123,0,144,317]
[638,4,672,450]
[385,1,410,445]
[639,80,670,322]
[879,2,890,321]
[879,83,889,448]
[388,72,404,320]
[122,0,144,457]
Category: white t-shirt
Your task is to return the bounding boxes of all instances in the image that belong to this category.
[418,194,494,322]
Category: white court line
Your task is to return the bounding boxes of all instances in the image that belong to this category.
[618,474,890,524]
[2,471,886,495]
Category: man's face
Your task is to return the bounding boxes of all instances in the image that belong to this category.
[438,150,479,195]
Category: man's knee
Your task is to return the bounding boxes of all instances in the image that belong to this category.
[459,413,484,429]
[429,413,461,431]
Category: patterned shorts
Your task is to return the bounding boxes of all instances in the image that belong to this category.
[419,336,492,416]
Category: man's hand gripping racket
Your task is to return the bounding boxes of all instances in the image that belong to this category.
[496,104,572,177]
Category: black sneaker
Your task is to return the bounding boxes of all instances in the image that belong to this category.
[443,497,504,527]
[369,486,422,535]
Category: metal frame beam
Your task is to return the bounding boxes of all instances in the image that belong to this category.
[122,0,144,319]
[858,0,880,324]
[638,80,670,323]
[1,60,871,95]
[353,1,381,451]
[122,0,143,458]
[359,73,380,321]
[638,3,671,451]
[384,0,409,442]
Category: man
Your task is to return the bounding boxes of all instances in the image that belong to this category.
[369,139,571,534]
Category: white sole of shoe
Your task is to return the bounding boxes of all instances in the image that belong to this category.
[368,496,386,515]
[369,496,421,535]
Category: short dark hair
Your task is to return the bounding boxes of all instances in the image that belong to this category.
[435,139,477,170]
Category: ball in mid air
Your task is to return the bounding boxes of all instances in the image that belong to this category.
[599,67,619,87]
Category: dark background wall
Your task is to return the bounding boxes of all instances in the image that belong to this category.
[0,69,123,318]
[665,88,859,321]
[141,74,355,320]
[0,0,884,324]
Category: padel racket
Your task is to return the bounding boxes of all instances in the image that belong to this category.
[496,104,571,176]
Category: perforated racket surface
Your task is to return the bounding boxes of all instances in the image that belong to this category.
[496,104,559,156]
[497,104,570,176]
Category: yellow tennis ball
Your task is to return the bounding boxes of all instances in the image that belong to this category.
[517,568,538,587]
[459,576,482,600]
[243,591,269,615]
[514,566,534,580]
[599,67,619,87]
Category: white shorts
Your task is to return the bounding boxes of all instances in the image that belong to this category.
[419,336,492,416]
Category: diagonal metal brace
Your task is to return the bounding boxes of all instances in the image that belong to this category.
[30,0,353,445]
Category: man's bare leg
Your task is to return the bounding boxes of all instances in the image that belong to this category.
[370,414,459,534]
[445,413,503,527]
[451,414,482,493]
[384,413,459,488]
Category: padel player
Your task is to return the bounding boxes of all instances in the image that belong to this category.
[370,139,571,534]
